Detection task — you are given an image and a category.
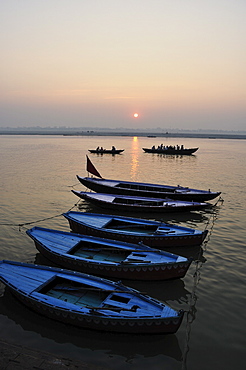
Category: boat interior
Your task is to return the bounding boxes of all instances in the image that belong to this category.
[115,183,175,193]
[39,276,109,308]
[38,276,143,314]
[103,219,158,234]
[113,197,164,206]
[69,241,130,262]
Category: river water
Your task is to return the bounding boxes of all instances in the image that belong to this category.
[0,135,245,370]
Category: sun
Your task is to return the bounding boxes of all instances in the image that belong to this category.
[133,113,139,118]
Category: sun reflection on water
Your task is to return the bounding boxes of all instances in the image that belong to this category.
[130,136,139,180]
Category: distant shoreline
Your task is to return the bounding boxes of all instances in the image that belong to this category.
[0,130,246,140]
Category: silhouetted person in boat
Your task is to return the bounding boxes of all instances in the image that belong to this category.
[112,146,116,151]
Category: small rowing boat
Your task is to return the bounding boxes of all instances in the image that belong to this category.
[88,149,124,154]
[71,190,210,213]
[78,175,221,202]
[26,227,192,280]
[63,211,208,248]
[0,260,184,334]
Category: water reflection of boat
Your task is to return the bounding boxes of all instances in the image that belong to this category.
[157,211,209,224]
[0,289,182,361]
[129,277,191,304]
[77,202,210,228]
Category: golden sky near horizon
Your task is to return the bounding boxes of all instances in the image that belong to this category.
[1,0,245,130]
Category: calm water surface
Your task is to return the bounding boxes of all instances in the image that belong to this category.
[0,135,245,370]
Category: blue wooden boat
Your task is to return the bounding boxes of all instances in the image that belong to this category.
[71,190,210,213]
[78,176,220,202]
[26,227,192,281]
[78,156,221,202]
[0,260,184,334]
[63,212,208,248]
[77,176,221,202]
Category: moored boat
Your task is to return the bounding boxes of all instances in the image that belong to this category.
[26,227,192,280]
[79,156,221,202]
[71,190,210,213]
[63,211,208,248]
[78,175,220,202]
[0,260,184,334]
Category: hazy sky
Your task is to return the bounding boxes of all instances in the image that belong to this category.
[1,0,245,130]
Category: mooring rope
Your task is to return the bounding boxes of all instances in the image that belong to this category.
[181,199,223,370]
[0,201,81,231]
[203,196,224,232]
[67,183,80,188]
